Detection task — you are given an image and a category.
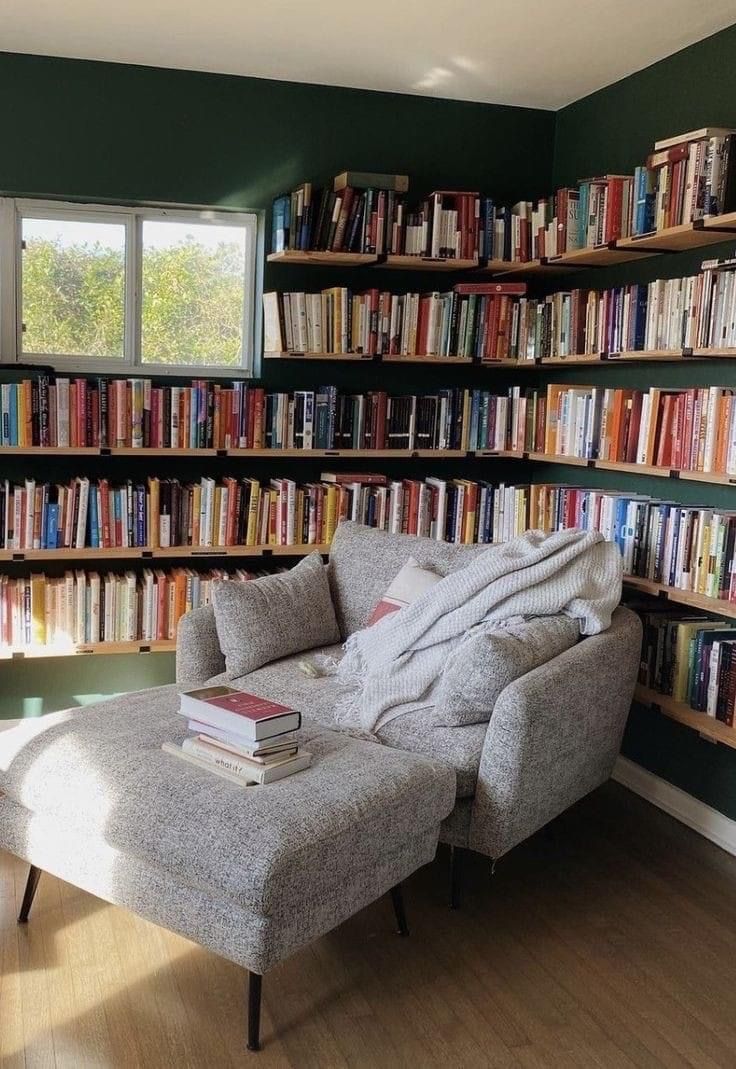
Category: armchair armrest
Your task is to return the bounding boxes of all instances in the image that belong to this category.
[176,605,226,687]
[469,606,642,860]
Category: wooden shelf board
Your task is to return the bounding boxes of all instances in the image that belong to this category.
[526,451,590,469]
[702,211,736,233]
[226,448,466,458]
[1,446,469,459]
[473,450,526,459]
[1,639,176,660]
[617,213,736,253]
[382,355,474,364]
[624,575,736,619]
[1,446,100,455]
[267,251,378,266]
[545,244,656,269]
[479,359,538,370]
[263,352,369,362]
[379,255,479,271]
[0,544,330,562]
[523,451,736,486]
[487,259,548,277]
[634,683,736,749]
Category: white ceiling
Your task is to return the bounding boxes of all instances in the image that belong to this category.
[3,0,736,110]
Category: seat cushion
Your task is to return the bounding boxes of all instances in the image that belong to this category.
[0,685,455,925]
[225,647,486,798]
[328,521,490,638]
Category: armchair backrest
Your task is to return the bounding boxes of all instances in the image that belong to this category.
[327,521,488,638]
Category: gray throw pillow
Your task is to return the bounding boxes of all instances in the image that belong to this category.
[434,615,580,727]
[211,553,341,679]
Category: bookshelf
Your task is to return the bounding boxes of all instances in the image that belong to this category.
[0,544,330,562]
[634,684,736,750]
[264,210,736,278]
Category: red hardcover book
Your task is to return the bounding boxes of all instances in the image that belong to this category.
[453,282,527,295]
[320,471,387,485]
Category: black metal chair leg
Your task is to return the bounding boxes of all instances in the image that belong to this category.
[449,846,464,910]
[390,884,409,937]
[247,971,262,1051]
[18,865,42,924]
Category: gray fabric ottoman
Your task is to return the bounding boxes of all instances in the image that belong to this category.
[0,684,456,1050]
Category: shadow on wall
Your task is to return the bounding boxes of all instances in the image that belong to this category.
[0,653,176,719]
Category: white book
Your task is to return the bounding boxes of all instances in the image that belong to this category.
[262,293,284,353]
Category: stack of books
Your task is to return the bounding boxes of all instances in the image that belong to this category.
[165,686,311,786]
[272,171,408,256]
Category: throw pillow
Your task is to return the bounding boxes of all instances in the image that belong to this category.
[367,556,443,626]
[211,552,341,679]
[434,615,580,727]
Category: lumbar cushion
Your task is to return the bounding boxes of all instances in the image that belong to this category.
[212,552,341,679]
[434,615,580,727]
[367,556,443,626]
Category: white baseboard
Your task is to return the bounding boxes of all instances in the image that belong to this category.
[612,756,736,857]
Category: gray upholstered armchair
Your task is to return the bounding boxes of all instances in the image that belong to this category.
[177,522,642,900]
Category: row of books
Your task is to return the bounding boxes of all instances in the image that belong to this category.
[0,568,260,648]
[0,379,468,451]
[538,263,736,358]
[263,282,527,359]
[531,485,736,603]
[639,611,736,723]
[271,129,736,264]
[8,481,736,653]
[539,382,736,473]
[263,256,736,363]
[464,382,736,475]
[169,688,310,786]
[272,171,409,257]
[0,472,530,551]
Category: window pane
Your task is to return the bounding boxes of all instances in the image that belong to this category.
[141,219,247,367]
[21,216,126,359]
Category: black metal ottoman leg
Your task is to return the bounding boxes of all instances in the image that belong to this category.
[247,970,262,1051]
[449,846,464,910]
[18,865,42,923]
[390,884,409,937]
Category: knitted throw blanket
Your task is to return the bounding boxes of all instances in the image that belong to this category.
[335,528,623,734]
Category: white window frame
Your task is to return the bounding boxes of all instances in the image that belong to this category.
[0,197,262,377]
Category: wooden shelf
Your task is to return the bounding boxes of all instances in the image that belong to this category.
[522,450,736,487]
[226,448,467,458]
[624,574,736,619]
[264,352,475,364]
[1,639,177,661]
[617,211,736,253]
[267,250,378,266]
[1,446,468,459]
[0,544,330,563]
[379,255,479,271]
[381,355,474,364]
[634,683,736,749]
[263,351,370,362]
[545,242,656,269]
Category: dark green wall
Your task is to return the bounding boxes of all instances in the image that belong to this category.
[0,51,552,717]
[549,24,736,818]
[4,33,736,823]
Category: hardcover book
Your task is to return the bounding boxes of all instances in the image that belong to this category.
[179,686,301,740]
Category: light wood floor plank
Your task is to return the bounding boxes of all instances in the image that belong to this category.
[3,782,736,1067]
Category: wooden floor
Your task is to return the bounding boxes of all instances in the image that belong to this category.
[3,782,736,1069]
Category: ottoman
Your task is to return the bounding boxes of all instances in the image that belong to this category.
[0,685,456,1051]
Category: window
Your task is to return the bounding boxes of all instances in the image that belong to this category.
[0,199,260,375]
